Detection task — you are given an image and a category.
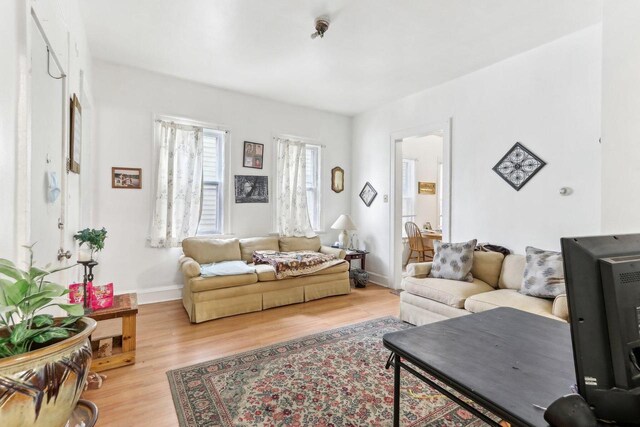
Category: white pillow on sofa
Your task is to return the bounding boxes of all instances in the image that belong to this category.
[200,261,256,277]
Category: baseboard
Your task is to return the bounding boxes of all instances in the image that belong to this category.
[367,272,391,288]
[120,284,183,305]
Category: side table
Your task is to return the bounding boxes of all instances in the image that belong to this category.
[344,250,369,270]
[87,293,138,372]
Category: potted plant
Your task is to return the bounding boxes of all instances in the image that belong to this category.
[73,227,107,261]
[0,245,96,426]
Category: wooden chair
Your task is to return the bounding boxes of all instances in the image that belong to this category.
[404,221,435,266]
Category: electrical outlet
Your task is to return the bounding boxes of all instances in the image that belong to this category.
[383,195,389,203]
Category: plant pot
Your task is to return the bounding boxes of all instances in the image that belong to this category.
[0,317,97,427]
[77,247,96,262]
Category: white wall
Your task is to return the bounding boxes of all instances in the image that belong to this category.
[0,0,92,265]
[91,61,352,302]
[601,0,640,234]
[0,0,25,261]
[352,26,602,287]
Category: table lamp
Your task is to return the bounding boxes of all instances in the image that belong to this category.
[331,214,357,249]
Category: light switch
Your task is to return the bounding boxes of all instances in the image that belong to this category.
[383,195,389,203]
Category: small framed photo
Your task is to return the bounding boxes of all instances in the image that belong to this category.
[359,182,378,207]
[418,181,436,195]
[112,167,142,189]
[243,141,264,169]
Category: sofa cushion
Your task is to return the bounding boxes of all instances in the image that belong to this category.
[182,237,241,265]
[470,251,505,288]
[253,261,349,282]
[278,236,321,252]
[552,294,569,321]
[498,254,526,290]
[429,239,477,282]
[465,289,557,320]
[402,276,494,309]
[239,237,279,262]
[189,272,258,292]
[520,246,566,298]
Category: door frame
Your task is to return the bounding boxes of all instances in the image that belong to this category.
[389,118,452,289]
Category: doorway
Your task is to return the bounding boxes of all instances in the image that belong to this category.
[389,120,451,289]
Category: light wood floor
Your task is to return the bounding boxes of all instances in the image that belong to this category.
[82,284,399,426]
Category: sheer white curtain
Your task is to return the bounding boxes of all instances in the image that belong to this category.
[276,138,316,237]
[149,120,204,248]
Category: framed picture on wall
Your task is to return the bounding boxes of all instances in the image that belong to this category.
[243,141,264,169]
[234,175,268,203]
[359,182,378,207]
[69,94,82,174]
[112,167,142,189]
[418,181,436,195]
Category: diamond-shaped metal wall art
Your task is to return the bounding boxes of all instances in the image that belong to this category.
[492,142,546,191]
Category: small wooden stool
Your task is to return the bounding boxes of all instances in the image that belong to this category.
[87,293,138,372]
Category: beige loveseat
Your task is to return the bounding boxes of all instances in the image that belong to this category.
[400,251,569,326]
[179,236,350,323]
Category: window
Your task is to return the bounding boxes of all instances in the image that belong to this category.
[437,162,443,230]
[402,159,417,236]
[197,129,225,235]
[275,138,322,235]
[305,144,321,231]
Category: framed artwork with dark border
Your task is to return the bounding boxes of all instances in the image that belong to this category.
[234,175,268,203]
[492,142,546,191]
[69,94,81,174]
[331,167,344,193]
[112,167,142,189]
[243,141,264,169]
[359,182,377,207]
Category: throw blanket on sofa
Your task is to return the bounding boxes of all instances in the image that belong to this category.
[252,250,343,280]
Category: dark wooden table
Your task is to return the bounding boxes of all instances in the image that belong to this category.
[344,250,369,270]
[87,293,138,372]
[383,308,575,427]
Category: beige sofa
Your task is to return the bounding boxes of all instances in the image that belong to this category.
[400,251,569,326]
[179,236,350,323]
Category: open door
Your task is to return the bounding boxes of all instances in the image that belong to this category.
[29,17,71,282]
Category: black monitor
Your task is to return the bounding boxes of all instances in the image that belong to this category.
[561,234,640,424]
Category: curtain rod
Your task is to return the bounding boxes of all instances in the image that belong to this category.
[273,136,326,148]
[155,118,229,133]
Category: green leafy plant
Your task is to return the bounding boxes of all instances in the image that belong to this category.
[0,245,83,358]
[73,227,107,259]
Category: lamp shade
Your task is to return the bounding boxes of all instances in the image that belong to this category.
[331,214,357,231]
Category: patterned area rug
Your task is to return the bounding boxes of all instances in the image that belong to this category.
[167,317,487,426]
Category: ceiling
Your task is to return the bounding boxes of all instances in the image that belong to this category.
[79,0,602,116]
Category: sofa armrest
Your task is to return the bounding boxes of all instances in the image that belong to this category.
[406,262,432,278]
[320,245,346,259]
[552,294,569,321]
[179,255,201,278]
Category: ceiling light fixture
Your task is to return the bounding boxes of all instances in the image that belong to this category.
[310,17,330,39]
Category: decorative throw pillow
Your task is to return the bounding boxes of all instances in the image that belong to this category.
[520,246,566,298]
[428,239,477,282]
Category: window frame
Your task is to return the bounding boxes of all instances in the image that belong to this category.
[305,144,322,232]
[152,114,231,239]
[198,129,226,236]
[401,158,417,236]
[274,135,324,234]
